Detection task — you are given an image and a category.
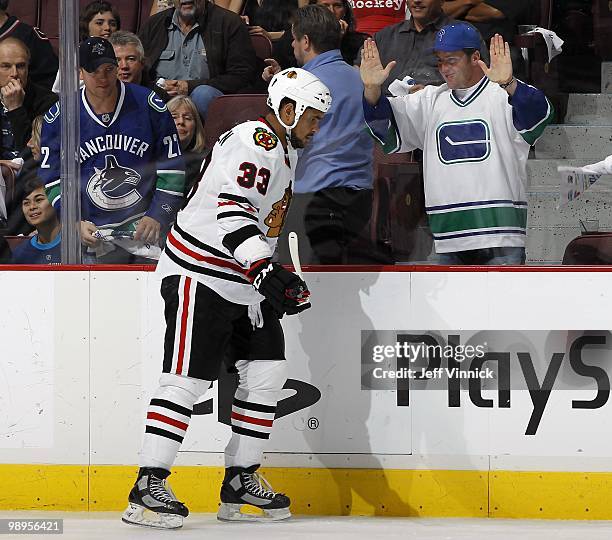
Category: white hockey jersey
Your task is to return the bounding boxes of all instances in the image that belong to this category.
[365,77,554,253]
[156,118,298,305]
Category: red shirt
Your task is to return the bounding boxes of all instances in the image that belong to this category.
[350,0,407,36]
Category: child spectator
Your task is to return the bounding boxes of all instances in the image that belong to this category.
[79,1,120,42]
[11,178,61,264]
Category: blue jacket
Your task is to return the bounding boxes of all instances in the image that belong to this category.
[295,50,373,194]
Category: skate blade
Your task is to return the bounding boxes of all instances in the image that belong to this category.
[217,503,291,522]
[122,502,184,529]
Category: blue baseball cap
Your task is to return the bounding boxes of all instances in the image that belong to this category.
[433,22,482,52]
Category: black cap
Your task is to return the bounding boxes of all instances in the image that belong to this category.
[79,37,118,73]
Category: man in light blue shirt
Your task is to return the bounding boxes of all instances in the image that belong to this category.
[277,5,374,265]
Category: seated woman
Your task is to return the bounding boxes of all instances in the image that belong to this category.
[167,96,206,197]
[11,178,61,265]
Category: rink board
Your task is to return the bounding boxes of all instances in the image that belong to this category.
[1,267,612,518]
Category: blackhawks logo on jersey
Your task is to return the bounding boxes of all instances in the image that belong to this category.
[87,154,142,210]
[264,185,292,238]
[253,127,278,151]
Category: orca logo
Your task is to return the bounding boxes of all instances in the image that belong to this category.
[87,154,142,210]
[436,119,491,164]
[193,367,321,425]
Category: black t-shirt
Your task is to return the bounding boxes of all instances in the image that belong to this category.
[473,0,530,42]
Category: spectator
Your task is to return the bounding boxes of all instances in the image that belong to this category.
[443,0,529,44]
[6,115,43,236]
[443,0,529,76]
[53,1,121,93]
[167,95,205,196]
[277,5,374,264]
[79,1,120,42]
[0,1,58,90]
[10,178,61,264]
[358,0,456,95]
[0,38,58,160]
[139,0,257,120]
[215,0,308,17]
[108,30,170,102]
[352,0,407,36]
[108,31,146,85]
[362,24,555,265]
[40,38,185,264]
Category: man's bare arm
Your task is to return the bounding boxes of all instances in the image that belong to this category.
[442,0,484,19]
[465,3,504,22]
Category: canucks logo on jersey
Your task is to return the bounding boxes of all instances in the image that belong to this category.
[87,154,142,210]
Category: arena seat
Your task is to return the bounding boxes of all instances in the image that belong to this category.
[562,233,612,265]
[593,0,612,61]
[7,0,40,28]
[204,94,268,149]
[514,0,560,119]
[4,235,28,254]
[39,0,144,53]
[371,146,424,261]
[250,34,273,61]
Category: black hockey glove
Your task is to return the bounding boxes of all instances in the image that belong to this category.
[246,258,311,316]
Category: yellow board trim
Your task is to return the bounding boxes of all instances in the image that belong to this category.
[3,465,612,519]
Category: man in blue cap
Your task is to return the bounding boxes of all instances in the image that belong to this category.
[360,23,554,265]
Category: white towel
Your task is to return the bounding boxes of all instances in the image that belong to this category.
[529,27,564,62]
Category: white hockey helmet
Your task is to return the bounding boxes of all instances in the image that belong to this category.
[267,68,332,130]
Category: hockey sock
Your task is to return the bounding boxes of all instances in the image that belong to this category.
[140,373,211,470]
[225,360,288,468]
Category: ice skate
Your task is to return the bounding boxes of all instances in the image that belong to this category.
[217,465,291,522]
[122,467,189,529]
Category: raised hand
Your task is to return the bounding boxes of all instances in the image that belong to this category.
[477,34,513,85]
[360,38,396,89]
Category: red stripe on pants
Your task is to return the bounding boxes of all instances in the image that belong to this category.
[176,277,191,374]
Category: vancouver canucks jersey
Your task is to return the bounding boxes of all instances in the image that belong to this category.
[40,81,185,233]
[156,118,297,305]
[365,78,554,253]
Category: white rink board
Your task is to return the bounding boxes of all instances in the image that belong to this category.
[1,269,612,470]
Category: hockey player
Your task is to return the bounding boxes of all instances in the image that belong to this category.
[361,23,554,265]
[39,37,185,263]
[122,67,331,528]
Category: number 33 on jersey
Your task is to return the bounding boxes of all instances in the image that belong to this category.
[157,118,298,306]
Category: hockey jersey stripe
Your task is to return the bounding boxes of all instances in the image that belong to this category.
[157,170,186,193]
[217,210,259,222]
[165,248,249,284]
[147,412,189,431]
[219,192,259,209]
[426,199,527,212]
[145,425,184,443]
[167,231,246,273]
[233,398,276,414]
[222,224,263,255]
[433,228,526,240]
[174,223,233,259]
[231,412,274,427]
[231,425,270,439]
[428,206,527,235]
[150,398,192,417]
[218,201,257,213]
